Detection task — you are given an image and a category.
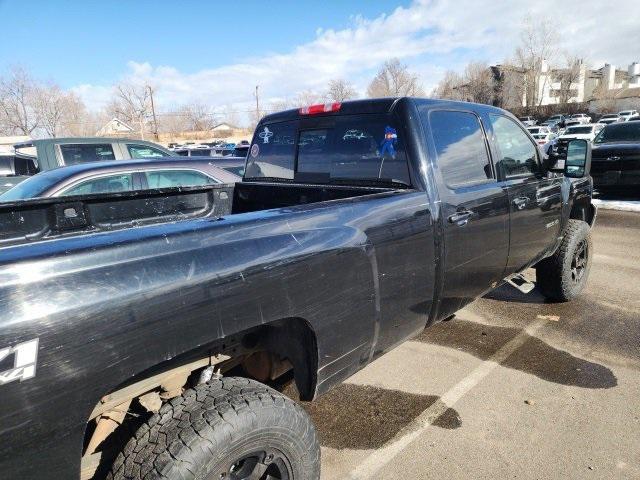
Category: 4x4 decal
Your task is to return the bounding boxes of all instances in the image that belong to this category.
[0,339,39,385]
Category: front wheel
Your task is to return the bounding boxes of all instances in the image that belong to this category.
[535,219,592,302]
[108,377,320,480]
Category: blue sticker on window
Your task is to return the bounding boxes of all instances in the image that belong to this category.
[380,126,397,158]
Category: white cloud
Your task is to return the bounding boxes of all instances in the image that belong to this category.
[73,0,640,120]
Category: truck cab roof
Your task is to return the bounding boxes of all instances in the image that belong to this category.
[260,97,508,124]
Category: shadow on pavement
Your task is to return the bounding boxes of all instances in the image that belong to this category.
[483,284,548,304]
[416,319,617,389]
[301,383,461,449]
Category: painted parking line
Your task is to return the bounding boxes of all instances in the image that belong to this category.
[347,317,548,480]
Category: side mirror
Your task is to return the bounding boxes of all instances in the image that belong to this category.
[546,139,591,178]
[565,139,591,178]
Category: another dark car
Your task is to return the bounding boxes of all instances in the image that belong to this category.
[0,158,240,201]
[0,98,594,480]
[591,121,640,193]
[208,156,247,176]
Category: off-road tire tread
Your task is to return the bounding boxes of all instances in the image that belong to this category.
[106,377,320,480]
[536,219,592,302]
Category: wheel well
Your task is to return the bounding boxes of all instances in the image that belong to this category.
[570,202,596,226]
[80,317,318,479]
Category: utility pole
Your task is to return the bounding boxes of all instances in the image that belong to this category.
[254,85,260,121]
[148,85,159,141]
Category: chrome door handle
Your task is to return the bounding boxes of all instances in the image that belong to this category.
[448,211,473,226]
[513,197,529,210]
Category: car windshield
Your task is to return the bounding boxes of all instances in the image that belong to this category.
[528,128,540,134]
[565,126,592,134]
[0,173,52,200]
[619,111,632,116]
[594,123,640,143]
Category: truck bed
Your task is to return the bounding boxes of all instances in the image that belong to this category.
[0,182,394,247]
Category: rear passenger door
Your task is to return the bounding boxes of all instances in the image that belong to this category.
[424,109,510,318]
[487,114,562,272]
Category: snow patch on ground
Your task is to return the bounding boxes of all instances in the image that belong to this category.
[593,199,640,212]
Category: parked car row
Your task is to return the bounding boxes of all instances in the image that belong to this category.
[521,110,639,130]
[168,140,250,158]
[0,136,246,198]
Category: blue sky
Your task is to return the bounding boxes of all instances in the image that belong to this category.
[0,0,408,87]
[1,0,637,114]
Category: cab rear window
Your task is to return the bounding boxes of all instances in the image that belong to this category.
[60,144,115,165]
[245,114,410,186]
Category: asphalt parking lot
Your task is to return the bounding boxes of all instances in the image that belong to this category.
[302,209,640,479]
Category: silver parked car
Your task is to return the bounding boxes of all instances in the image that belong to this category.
[0,158,241,201]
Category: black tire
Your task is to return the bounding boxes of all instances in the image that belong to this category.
[107,377,320,480]
[535,219,592,302]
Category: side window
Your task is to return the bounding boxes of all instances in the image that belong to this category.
[61,174,134,196]
[59,144,116,165]
[429,110,493,188]
[144,170,218,189]
[245,121,297,179]
[127,144,169,158]
[489,115,540,178]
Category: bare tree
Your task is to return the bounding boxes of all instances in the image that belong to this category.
[555,55,584,104]
[294,90,323,106]
[0,66,40,135]
[493,65,526,109]
[431,70,465,100]
[366,58,425,98]
[109,82,153,138]
[514,15,559,107]
[157,108,189,137]
[267,99,292,113]
[220,105,240,127]
[325,79,358,102]
[182,103,216,132]
[35,84,87,137]
[462,62,496,105]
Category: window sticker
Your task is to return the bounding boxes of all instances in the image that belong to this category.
[258,126,274,144]
[250,144,259,157]
[380,126,398,158]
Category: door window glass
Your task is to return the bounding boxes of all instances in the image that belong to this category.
[127,144,170,158]
[60,144,116,165]
[489,115,540,178]
[144,169,218,188]
[429,110,493,188]
[61,174,134,196]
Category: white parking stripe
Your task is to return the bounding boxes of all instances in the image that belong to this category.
[347,318,547,480]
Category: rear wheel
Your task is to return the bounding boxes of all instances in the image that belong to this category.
[108,377,320,480]
[536,219,592,302]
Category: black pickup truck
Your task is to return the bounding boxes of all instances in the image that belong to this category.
[0,98,595,480]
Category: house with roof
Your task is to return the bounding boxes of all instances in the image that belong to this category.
[96,118,134,137]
